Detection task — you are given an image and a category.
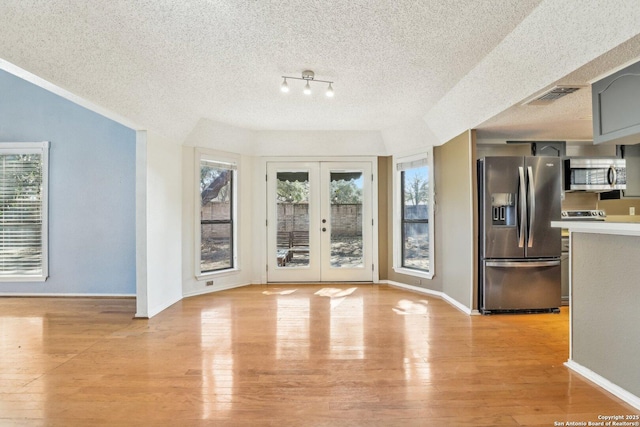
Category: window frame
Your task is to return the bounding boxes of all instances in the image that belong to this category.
[0,141,49,282]
[393,149,434,280]
[195,149,239,279]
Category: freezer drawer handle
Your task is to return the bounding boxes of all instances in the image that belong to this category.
[486,260,560,268]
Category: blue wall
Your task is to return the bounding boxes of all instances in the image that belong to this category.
[0,69,136,294]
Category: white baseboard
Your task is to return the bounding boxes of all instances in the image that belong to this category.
[565,359,640,410]
[440,292,473,315]
[145,295,182,319]
[182,281,251,299]
[0,293,135,298]
[381,280,472,315]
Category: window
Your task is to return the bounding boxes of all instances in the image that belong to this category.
[394,151,434,279]
[197,153,237,276]
[0,142,49,281]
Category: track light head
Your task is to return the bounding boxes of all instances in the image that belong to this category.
[280,78,289,93]
[303,81,312,95]
[326,83,334,97]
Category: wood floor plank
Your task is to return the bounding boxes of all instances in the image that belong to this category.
[0,284,637,425]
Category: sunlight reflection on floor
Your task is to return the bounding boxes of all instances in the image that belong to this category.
[392,299,429,315]
[262,289,297,295]
[314,287,358,298]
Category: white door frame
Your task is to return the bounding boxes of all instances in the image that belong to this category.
[260,156,379,284]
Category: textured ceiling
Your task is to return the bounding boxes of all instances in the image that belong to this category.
[1,0,639,145]
[0,0,541,139]
[476,33,640,142]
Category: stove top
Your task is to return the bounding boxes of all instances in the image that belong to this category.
[561,209,606,220]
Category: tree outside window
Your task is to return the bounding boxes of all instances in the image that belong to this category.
[401,165,429,272]
[199,160,234,273]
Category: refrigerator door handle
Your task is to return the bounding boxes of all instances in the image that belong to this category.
[517,166,526,248]
[486,260,560,268]
[527,166,535,248]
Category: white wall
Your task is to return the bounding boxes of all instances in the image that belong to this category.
[183,118,255,155]
[253,130,387,156]
[136,131,183,318]
[380,118,440,152]
[181,146,254,296]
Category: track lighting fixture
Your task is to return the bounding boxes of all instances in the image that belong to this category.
[280,70,334,97]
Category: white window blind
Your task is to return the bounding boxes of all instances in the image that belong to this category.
[396,156,429,171]
[201,159,237,171]
[0,142,49,281]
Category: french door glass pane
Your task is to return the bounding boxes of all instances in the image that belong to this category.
[276,172,310,268]
[330,171,363,268]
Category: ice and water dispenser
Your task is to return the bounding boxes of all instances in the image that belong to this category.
[491,193,516,226]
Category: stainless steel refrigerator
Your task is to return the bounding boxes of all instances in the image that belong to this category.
[478,156,562,313]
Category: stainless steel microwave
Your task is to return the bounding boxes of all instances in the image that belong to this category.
[564,158,626,191]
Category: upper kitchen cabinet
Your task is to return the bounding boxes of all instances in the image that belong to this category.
[592,60,640,145]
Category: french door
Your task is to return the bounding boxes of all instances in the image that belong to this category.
[267,161,374,282]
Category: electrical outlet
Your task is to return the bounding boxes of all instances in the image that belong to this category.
[630,207,636,216]
[206,280,214,286]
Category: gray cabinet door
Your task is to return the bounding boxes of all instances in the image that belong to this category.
[623,144,640,197]
[592,61,640,145]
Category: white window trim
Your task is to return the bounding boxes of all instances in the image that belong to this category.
[0,141,49,282]
[194,148,239,280]
[392,148,434,280]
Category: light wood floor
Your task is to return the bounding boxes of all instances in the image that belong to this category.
[1,284,636,426]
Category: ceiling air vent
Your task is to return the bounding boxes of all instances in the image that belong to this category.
[522,85,585,106]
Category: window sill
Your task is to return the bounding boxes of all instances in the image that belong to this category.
[0,275,48,282]
[392,267,433,280]
[196,268,240,281]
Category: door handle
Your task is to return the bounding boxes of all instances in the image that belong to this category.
[486,260,560,268]
[322,227,326,232]
[517,167,526,248]
[527,166,535,248]
[322,219,327,223]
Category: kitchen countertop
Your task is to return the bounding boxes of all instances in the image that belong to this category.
[551,220,640,236]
